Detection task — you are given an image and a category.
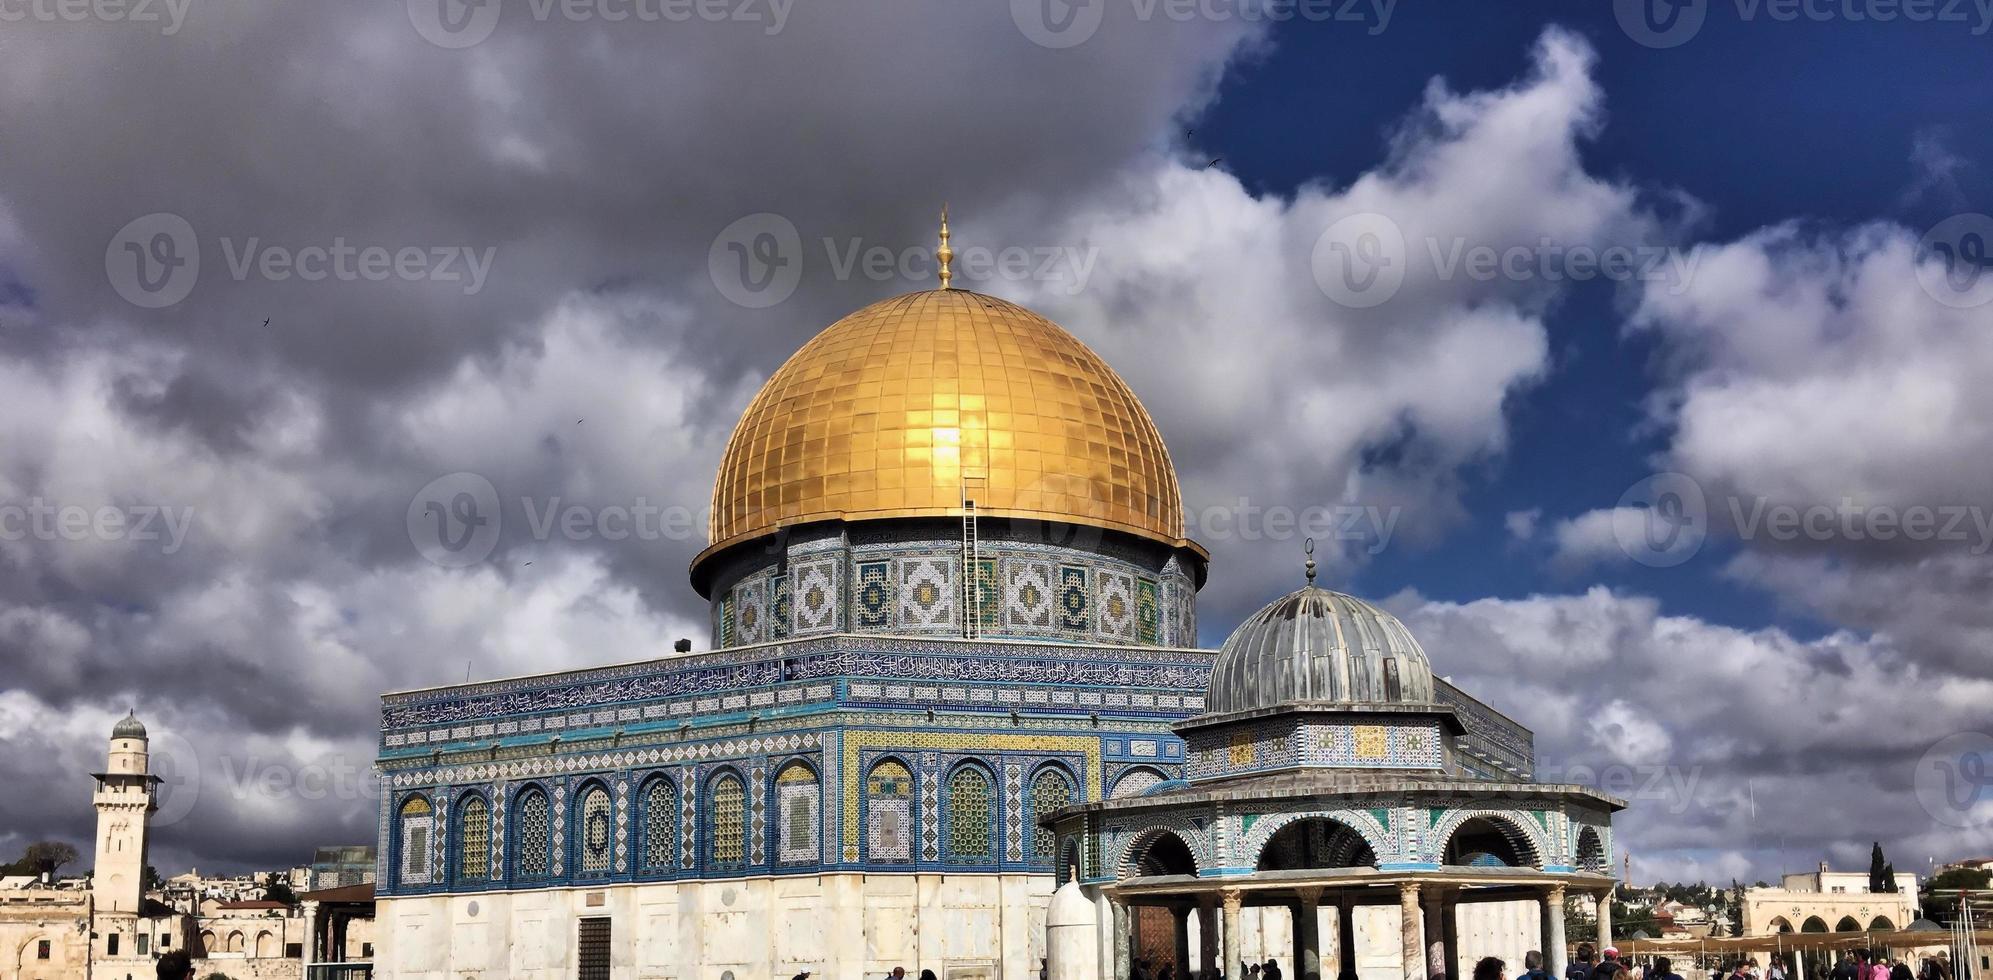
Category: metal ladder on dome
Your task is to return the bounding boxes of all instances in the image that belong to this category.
[961,474,986,639]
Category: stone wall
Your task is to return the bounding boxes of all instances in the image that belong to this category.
[378,871,1055,980]
[189,955,304,980]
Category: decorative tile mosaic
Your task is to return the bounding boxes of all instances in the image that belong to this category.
[578,785,612,873]
[853,561,891,630]
[1058,565,1090,633]
[733,577,768,645]
[897,556,956,629]
[793,557,840,635]
[1004,559,1055,629]
[769,575,791,641]
[1136,578,1160,645]
[776,764,820,864]
[1098,570,1135,641]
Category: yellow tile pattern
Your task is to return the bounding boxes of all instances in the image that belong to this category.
[837,729,1103,861]
[706,289,1186,555]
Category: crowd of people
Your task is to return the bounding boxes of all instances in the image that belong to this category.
[1464,943,1962,980]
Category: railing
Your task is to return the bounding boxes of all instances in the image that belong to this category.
[306,962,372,980]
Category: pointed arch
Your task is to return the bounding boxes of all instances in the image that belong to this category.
[1575,825,1607,872]
[571,778,615,876]
[943,760,997,864]
[864,756,915,865]
[1801,916,1829,933]
[706,767,748,870]
[395,794,435,887]
[1110,766,1168,799]
[511,783,553,881]
[637,772,679,875]
[1121,827,1201,879]
[1256,817,1378,871]
[1237,809,1390,868]
[1836,916,1862,932]
[453,791,491,884]
[773,759,821,866]
[1430,810,1545,868]
[1028,762,1078,865]
[1870,915,1896,931]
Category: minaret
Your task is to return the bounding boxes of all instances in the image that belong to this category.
[92,710,159,914]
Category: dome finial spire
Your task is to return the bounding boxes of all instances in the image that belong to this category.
[937,203,954,289]
[1303,537,1317,585]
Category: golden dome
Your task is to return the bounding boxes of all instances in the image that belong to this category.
[697,289,1197,571]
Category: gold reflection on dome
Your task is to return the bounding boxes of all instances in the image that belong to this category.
[702,288,1191,562]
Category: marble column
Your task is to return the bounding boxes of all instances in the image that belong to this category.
[299,900,320,966]
[1422,890,1445,980]
[1399,883,1425,980]
[1441,896,1460,980]
[1223,890,1245,980]
[1296,888,1324,980]
[1175,906,1194,980]
[1595,892,1613,950]
[1337,898,1358,980]
[1542,885,1568,978]
[1114,899,1133,980]
[1199,899,1220,980]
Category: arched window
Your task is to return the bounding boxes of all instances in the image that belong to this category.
[1029,767,1074,863]
[866,759,913,864]
[640,777,678,872]
[397,796,434,886]
[709,772,746,869]
[456,795,490,883]
[946,765,994,863]
[577,783,613,874]
[515,788,551,879]
[774,763,820,865]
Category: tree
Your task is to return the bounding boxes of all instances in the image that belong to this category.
[1869,842,1897,893]
[262,880,298,906]
[21,841,79,878]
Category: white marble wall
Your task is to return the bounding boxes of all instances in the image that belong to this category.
[378,873,1055,980]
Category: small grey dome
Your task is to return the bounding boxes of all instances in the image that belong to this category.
[112,710,147,740]
[1206,586,1435,714]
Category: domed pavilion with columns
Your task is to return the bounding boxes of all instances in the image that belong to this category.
[370,219,1622,980]
[1041,559,1623,980]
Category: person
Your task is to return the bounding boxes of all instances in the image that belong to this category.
[887,968,906,980]
[1770,959,1788,980]
[1894,960,1915,980]
[156,951,194,980]
[1266,960,1284,980]
[1749,960,1764,980]
[1570,946,1597,980]
[1136,960,1152,980]
[792,973,811,980]
[1476,958,1509,980]
[920,972,937,980]
[1836,956,1860,980]
[1161,964,1175,980]
[1518,951,1550,980]
[1648,957,1683,980]
[1867,953,1892,980]
[1593,949,1627,980]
